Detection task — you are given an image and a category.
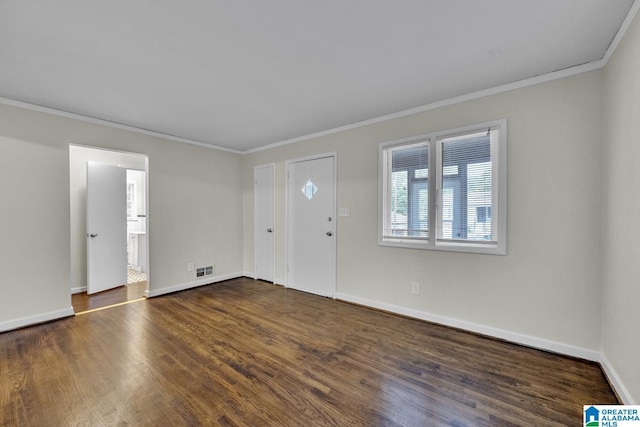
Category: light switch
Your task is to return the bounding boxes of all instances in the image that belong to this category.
[339,208,350,217]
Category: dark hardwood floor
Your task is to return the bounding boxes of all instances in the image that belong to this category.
[1,278,617,426]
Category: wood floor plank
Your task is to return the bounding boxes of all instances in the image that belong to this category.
[71,281,147,313]
[1,278,617,426]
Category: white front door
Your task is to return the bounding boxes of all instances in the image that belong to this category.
[87,162,127,294]
[287,155,336,298]
[254,164,274,282]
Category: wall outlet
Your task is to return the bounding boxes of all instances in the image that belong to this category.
[196,267,205,277]
[187,262,195,272]
[412,283,420,294]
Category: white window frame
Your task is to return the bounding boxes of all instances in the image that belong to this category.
[379,119,507,255]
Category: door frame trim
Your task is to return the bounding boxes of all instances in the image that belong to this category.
[253,163,276,283]
[284,152,337,297]
[69,144,150,296]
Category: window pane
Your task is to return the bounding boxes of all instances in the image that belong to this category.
[383,142,428,239]
[415,168,428,179]
[440,130,493,242]
[441,186,454,239]
[443,165,458,176]
[467,162,492,240]
[390,170,408,236]
[409,180,428,237]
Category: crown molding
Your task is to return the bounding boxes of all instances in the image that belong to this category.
[0,96,242,154]
[244,60,604,154]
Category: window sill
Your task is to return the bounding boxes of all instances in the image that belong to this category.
[379,237,506,255]
[379,238,430,250]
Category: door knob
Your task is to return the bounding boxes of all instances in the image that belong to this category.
[267,228,273,233]
[326,231,332,236]
[89,233,98,238]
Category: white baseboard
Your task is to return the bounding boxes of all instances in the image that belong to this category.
[71,286,87,294]
[145,272,243,298]
[600,354,635,404]
[0,307,75,333]
[335,292,600,362]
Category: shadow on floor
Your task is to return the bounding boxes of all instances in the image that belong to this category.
[72,281,147,313]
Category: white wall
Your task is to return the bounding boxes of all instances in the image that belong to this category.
[69,145,146,292]
[0,103,244,330]
[243,71,605,360]
[602,10,640,404]
[0,116,73,326]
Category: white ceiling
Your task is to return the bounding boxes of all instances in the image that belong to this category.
[0,1,636,152]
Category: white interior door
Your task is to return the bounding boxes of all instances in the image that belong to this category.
[254,165,275,282]
[287,156,336,297]
[87,162,127,294]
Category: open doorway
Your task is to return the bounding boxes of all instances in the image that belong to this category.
[69,145,149,313]
[125,168,147,285]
